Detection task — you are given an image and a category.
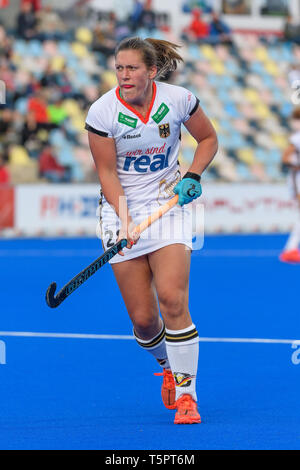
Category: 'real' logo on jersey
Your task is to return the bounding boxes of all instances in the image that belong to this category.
[123,145,171,173]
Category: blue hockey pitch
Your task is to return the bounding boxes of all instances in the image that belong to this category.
[0,234,299,450]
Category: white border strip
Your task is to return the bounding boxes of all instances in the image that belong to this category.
[0,331,134,340]
[0,249,280,258]
[0,331,298,344]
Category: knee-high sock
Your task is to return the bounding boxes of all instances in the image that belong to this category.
[134,321,170,369]
[165,323,199,401]
[285,216,300,251]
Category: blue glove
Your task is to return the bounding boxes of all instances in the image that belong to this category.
[173,172,202,206]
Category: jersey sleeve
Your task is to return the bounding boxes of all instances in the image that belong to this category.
[178,87,200,123]
[85,98,114,138]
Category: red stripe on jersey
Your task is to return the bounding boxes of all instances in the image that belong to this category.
[116,82,157,124]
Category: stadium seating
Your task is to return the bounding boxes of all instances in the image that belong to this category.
[1,16,298,183]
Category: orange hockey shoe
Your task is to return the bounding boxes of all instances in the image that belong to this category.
[154,369,176,410]
[174,394,201,424]
[279,249,300,263]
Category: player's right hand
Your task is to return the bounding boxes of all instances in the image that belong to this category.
[117,221,140,256]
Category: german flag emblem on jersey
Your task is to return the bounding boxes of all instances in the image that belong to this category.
[158,123,170,138]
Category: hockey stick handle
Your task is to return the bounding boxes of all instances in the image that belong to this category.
[135,194,178,234]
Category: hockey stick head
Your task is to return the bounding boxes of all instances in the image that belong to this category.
[46,282,60,308]
[45,238,128,309]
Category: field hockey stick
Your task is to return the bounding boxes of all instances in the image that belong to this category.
[45,194,179,308]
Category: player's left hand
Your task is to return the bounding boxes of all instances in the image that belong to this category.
[173,172,202,206]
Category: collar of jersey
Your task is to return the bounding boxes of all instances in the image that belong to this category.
[116,82,157,124]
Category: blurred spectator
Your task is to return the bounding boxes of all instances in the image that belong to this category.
[47,93,68,126]
[111,0,134,24]
[36,6,68,41]
[0,61,15,105]
[0,109,20,148]
[0,109,13,145]
[21,110,39,146]
[55,65,73,96]
[0,152,10,184]
[129,0,144,31]
[115,21,131,42]
[75,0,92,6]
[0,0,10,9]
[181,8,209,43]
[28,91,49,127]
[11,72,41,110]
[40,64,59,88]
[283,15,300,45]
[92,17,117,58]
[140,0,156,31]
[39,144,71,183]
[40,64,71,96]
[20,110,45,158]
[208,12,233,46]
[16,1,38,40]
[0,25,13,59]
[21,0,41,12]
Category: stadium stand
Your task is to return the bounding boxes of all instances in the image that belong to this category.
[0,0,298,183]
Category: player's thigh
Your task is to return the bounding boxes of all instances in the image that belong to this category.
[111,255,160,333]
[148,244,191,324]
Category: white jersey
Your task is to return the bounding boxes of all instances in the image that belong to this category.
[85,81,199,208]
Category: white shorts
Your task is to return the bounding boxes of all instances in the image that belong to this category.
[98,198,193,264]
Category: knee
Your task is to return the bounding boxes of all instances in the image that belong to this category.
[131,311,159,338]
[158,289,187,319]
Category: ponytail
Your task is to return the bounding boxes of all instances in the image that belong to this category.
[145,38,183,79]
[115,37,183,80]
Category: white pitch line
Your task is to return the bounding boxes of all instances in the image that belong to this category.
[0,249,280,258]
[0,331,134,340]
[193,249,280,257]
[0,331,299,344]
[0,249,101,257]
[198,337,300,344]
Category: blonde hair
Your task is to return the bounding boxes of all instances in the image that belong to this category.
[115,36,183,80]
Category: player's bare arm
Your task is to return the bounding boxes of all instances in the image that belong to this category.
[184,106,218,175]
[282,143,300,170]
[282,143,295,163]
